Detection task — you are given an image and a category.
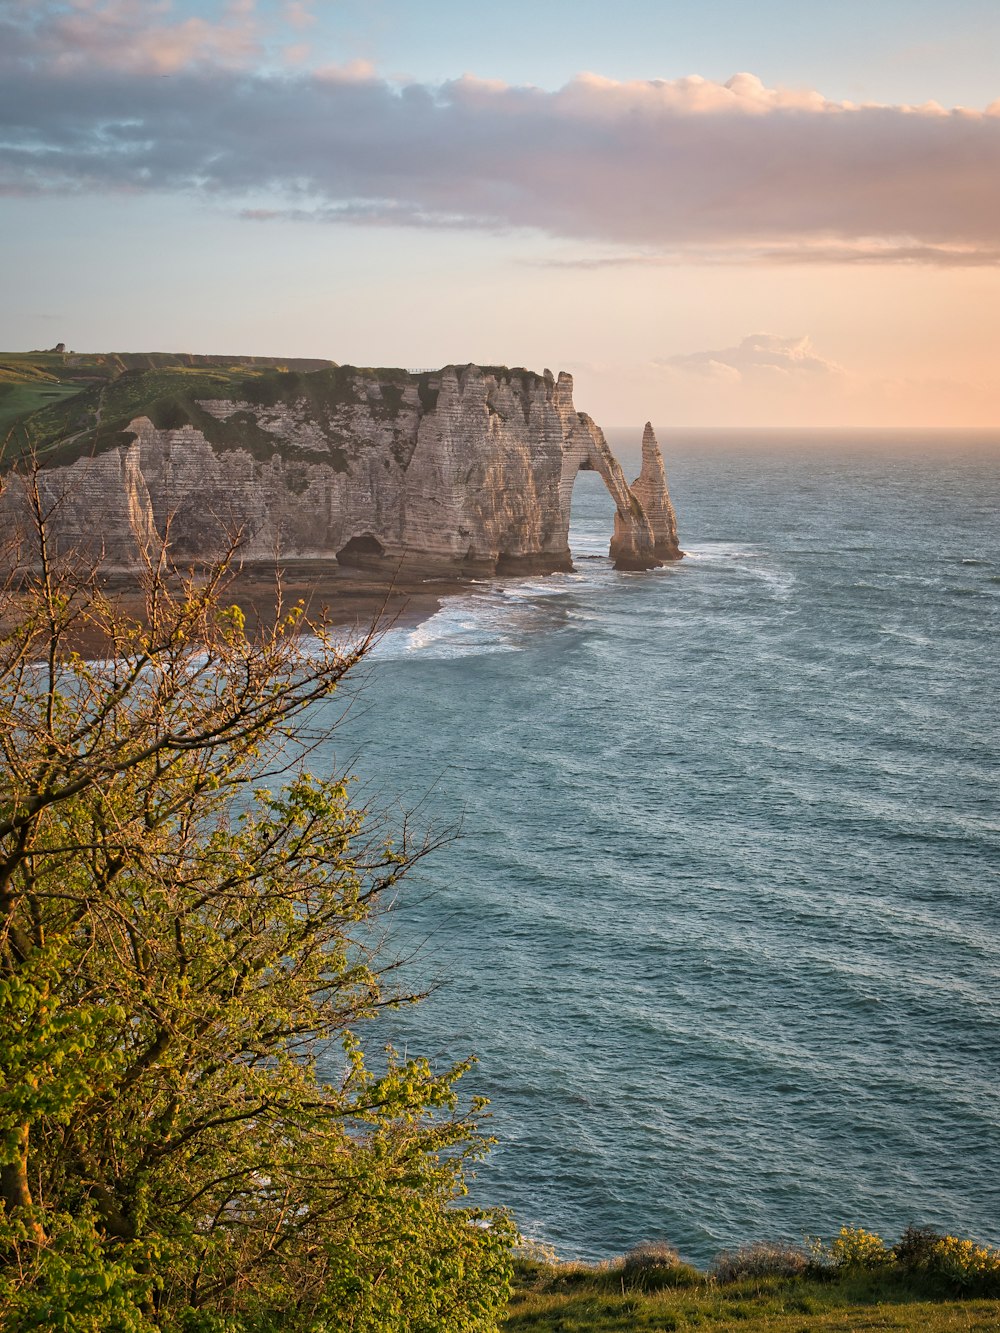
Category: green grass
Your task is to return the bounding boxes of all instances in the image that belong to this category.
[505,1260,1000,1331]
[0,380,83,437]
[0,352,422,471]
[0,351,124,455]
[0,354,554,472]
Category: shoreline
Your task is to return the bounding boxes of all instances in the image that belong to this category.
[210,566,472,640]
[38,565,475,658]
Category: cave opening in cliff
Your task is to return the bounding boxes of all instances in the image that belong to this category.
[568,462,619,563]
[336,533,386,567]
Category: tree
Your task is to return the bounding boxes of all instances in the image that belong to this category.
[0,470,514,1330]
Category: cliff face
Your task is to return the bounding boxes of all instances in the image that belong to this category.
[4,362,680,575]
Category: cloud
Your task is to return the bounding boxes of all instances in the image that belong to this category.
[4,8,1000,263]
[544,242,1000,268]
[663,334,844,380]
[7,0,262,75]
[281,0,315,30]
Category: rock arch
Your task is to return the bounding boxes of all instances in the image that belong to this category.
[558,412,664,570]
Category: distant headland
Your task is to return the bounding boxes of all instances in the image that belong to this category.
[0,350,679,628]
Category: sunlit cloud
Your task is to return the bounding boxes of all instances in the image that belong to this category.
[280,0,315,29]
[662,333,845,380]
[543,241,1000,268]
[10,0,262,75]
[3,5,1000,263]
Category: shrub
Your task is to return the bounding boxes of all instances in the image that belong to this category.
[892,1227,1000,1297]
[930,1235,1000,1295]
[826,1226,892,1270]
[619,1242,702,1292]
[893,1225,945,1271]
[514,1237,560,1267]
[712,1240,811,1284]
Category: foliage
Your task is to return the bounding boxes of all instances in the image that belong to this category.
[891,1226,1000,1296]
[0,472,513,1329]
[0,1210,158,1331]
[506,1234,1000,1332]
[711,1240,811,1283]
[822,1225,891,1270]
[619,1242,701,1292]
[0,353,413,472]
[808,1224,1000,1296]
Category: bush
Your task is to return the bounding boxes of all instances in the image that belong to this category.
[826,1226,892,1270]
[893,1227,1000,1297]
[619,1242,701,1292]
[0,489,515,1332]
[813,1224,1000,1298]
[930,1235,1000,1295]
[712,1240,811,1284]
[893,1225,945,1271]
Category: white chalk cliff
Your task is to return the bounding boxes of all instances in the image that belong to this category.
[10,363,680,574]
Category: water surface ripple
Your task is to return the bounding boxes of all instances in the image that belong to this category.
[314,431,1000,1263]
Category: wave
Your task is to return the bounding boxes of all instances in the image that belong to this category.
[369,595,521,661]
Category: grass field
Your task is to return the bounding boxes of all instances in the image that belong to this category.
[0,351,420,470]
[505,1258,1000,1331]
[0,351,115,448]
[0,380,83,437]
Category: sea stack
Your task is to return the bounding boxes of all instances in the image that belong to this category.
[631,422,681,560]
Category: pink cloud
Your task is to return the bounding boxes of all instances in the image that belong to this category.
[663,334,845,380]
[281,0,316,29]
[21,0,261,75]
[3,16,1000,265]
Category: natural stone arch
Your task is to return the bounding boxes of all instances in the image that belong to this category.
[557,414,660,570]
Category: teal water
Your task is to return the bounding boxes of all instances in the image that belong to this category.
[313,429,1000,1264]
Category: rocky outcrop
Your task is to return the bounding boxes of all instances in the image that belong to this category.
[4,363,680,576]
[631,422,680,560]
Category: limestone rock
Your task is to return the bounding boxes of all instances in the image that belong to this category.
[631,422,681,560]
[3,363,681,577]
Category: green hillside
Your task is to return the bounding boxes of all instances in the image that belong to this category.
[0,350,434,470]
[0,349,325,439]
[0,353,544,472]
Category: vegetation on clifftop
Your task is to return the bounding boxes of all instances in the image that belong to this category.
[506,1228,1000,1332]
[0,352,440,473]
[0,354,577,488]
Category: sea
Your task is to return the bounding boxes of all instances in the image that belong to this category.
[310,428,1000,1266]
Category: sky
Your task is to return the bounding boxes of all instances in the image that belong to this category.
[3,0,1000,426]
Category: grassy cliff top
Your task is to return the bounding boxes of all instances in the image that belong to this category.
[0,352,332,459]
[0,352,558,470]
[0,352,446,469]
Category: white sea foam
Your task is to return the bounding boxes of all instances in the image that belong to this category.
[366,595,518,661]
[364,552,623,661]
[880,622,934,647]
[682,542,795,598]
[682,541,765,561]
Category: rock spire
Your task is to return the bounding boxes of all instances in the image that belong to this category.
[630,422,680,560]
